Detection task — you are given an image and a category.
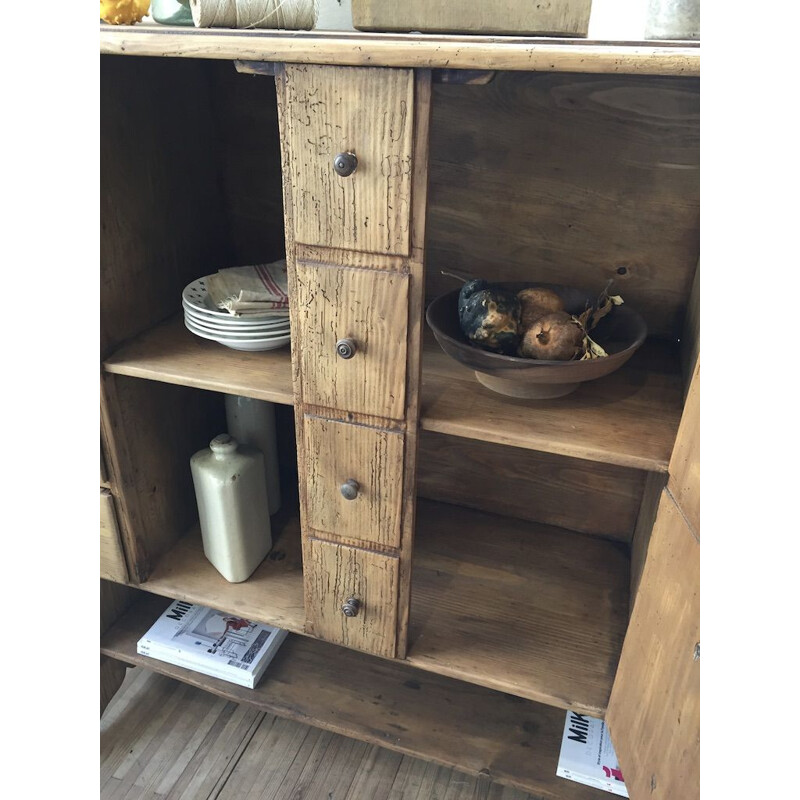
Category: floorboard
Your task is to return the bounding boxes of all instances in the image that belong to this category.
[101,668,553,800]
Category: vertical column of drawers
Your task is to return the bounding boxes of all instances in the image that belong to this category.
[277,64,430,659]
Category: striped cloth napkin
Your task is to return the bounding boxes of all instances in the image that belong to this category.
[206,260,289,316]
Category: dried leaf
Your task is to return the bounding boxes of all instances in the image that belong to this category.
[589,298,614,329]
[575,306,593,329]
[588,336,609,358]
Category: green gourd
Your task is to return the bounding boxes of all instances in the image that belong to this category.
[458,280,521,355]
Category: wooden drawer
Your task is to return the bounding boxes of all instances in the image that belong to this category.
[305,415,405,548]
[305,538,399,658]
[294,261,409,419]
[284,64,414,255]
[100,489,128,582]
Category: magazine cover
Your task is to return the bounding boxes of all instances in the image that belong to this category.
[557,711,629,797]
[137,599,287,688]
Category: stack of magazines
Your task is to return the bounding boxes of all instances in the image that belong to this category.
[137,599,287,689]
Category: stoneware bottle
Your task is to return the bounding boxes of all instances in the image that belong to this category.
[224,395,282,514]
[190,434,273,583]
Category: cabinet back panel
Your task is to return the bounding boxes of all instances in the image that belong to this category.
[101,56,236,357]
[427,72,700,340]
[417,431,644,543]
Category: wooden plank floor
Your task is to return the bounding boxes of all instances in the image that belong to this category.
[102,667,547,800]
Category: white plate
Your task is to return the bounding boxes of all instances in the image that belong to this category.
[182,277,289,322]
[183,305,291,333]
[184,314,290,340]
[182,299,290,327]
[184,319,291,352]
[184,316,290,341]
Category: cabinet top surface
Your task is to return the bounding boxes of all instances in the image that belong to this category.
[100,24,700,76]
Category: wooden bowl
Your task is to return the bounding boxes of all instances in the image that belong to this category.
[425,282,647,399]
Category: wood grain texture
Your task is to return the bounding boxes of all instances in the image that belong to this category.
[426,72,699,340]
[284,65,414,255]
[422,335,683,472]
[305,415,405,549]
[103,315,294,404]
[407,500,630,716]
[352,0,592,36]
[669,358,699,537]
[100,55,234,358]
[99,27,701,76]
[100,489,128,583]
[102,594,611,799]
[294,261,409,420]
[607,490,699,800]
[304,538,400,659]
[417,431,645,542]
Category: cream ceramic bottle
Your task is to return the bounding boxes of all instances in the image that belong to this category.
[224,395,281,514]
[190,434,272,583]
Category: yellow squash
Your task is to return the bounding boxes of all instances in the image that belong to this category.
[100,0,150,25]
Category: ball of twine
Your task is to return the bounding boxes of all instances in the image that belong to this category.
[190,0,318,30]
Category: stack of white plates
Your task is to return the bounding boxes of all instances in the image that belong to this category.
[182,276,291,352]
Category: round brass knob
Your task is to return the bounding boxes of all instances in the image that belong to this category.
[333,152,358,177]
[340,479,359,501]
[336,338,357,359]
[341,597,361,617]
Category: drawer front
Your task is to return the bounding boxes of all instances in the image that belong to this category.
[305,538,399,658]
[100,489,127,582]
[295,261,409,419]
[305,415,405,548]
[284,64,414,255]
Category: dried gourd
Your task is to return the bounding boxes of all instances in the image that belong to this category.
[518,311,584,360]
[517,287,564,331]
[458,279,521,355]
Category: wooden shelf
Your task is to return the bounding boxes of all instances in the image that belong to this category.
[131,498,627,716]
[100,24,699,77]
[103,315,294,405]
[408,501,629,717]
[101,592,609,800]
[421,332,683,472]
[141,504,306,635]
[105,314,682,471]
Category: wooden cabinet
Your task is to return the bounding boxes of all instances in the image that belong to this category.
[100,32,699,800]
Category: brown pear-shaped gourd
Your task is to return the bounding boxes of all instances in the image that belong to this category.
[517,311,584,360]
[517,288,565,330]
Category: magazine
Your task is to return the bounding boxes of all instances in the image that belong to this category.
[137,599,287,689]
[556,711,629,797]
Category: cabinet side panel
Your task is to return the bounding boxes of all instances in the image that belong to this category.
[607,490,699,800]
[669,358,700,537]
